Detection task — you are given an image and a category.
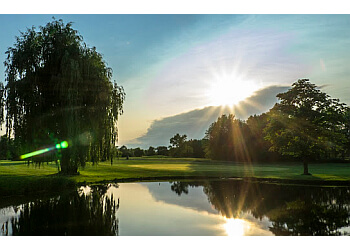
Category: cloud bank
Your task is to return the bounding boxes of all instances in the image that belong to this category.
[126,85,289,148]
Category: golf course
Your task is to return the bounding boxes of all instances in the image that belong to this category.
[1,157,350,197]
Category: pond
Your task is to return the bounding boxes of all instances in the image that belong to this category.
[1,179,350,236]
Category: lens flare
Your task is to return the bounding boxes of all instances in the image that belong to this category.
[60,141,69,149]
[19,148,51,160]
[20,141,69,160]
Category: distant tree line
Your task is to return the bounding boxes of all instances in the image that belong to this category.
[117,135,206,159]
[115,120,274,161]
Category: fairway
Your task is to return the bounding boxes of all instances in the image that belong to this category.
[77,158,350,183]
[1,158,350,197]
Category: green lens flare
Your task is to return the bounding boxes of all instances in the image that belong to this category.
[20,141,69,160]
[20,148,51,160]
[60,141,69,149]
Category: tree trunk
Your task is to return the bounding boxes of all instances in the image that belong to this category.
[60,149,78,175]
[303,160,311,175]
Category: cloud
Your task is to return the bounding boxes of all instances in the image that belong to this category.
[146,182,217,215]
[126,85,289,148]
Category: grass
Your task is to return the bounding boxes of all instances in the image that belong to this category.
[1,157,350,197]
[0,160,75,197]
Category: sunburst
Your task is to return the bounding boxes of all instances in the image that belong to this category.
[223,218,250,236]
[207,72,259,106]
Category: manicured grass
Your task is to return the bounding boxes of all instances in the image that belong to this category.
[1,158,350,196]
[75,158,350,183]
[0,160,74,197]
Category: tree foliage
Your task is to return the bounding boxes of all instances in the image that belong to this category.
[344,108,350,157]
[264,79,349,174]
[169,133,187,148]
[0,135,15,160]
[0,82,4,126]
[204,114,267,162]
[119,145,130,158]
[156,146,169,156]
[146,146,156,156]
[2,19,125,174]
[169,133,188,157]
[133,147,144,157]
[245,114,280,161]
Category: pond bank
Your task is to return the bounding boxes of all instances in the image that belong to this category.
[1,174,350,202]
[81,175,350,188]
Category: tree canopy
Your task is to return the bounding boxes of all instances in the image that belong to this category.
[205,114,257,162]
[264,79,349,174]
[1,19,125,174]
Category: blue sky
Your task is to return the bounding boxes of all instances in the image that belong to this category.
[1,14,350,146]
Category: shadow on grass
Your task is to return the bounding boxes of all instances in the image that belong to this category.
[0,174,76,199]
[0,161,27,166]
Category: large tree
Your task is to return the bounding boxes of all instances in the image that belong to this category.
[264,79,348,175]
[1,19,125,174]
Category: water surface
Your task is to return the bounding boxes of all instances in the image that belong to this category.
[1,179,350,236]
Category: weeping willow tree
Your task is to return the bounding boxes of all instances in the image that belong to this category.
[2,19,125,174]
[0,82,4,126]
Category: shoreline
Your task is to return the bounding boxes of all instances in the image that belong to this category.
[83,175,350,187]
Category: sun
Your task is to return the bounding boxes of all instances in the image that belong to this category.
[207,73,259,106]
[223,218,250,236]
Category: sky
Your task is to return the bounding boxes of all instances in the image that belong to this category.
[1,14,350,147]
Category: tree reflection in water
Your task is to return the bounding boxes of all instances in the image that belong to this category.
[269,199,350,236]
[7,185,119,236]
[170,180,350,235]
[170,181,189,196]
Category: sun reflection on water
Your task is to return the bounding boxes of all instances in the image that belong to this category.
[223,218,250,236]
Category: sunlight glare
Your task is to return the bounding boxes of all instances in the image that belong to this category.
[207,72,259,106]
[223,218,250,236]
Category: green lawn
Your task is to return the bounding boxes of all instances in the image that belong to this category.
[1,157,350,196]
